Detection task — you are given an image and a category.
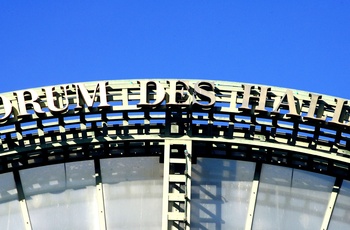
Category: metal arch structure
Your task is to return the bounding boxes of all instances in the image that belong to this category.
[0,79,350,229]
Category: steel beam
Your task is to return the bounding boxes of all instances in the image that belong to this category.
[13,171,32,230]
[245,163,262,230]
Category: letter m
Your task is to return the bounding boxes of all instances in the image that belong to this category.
[74,81,110,109]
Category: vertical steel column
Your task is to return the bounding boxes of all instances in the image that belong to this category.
[94,159,107,230]
[162,139,192,230]
[13,171,32,230]
[320,178,342,230]
[245,162,262,230]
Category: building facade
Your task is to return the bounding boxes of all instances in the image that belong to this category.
[0,79,349,229]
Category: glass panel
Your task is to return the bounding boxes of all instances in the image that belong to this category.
[20,160,99,230]
[191,158,256,229]
[0,172,24,230]
[252,164,335,230]
[100,157,163,229]
[328,180,350,229]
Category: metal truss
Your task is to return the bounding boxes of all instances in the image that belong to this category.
[0,80,350,229]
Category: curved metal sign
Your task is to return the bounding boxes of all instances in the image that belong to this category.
[0,80,349,126]
[0,80,349,177]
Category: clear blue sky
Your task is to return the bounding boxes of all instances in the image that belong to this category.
[1,1,350,98]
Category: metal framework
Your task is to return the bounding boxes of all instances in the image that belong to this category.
[162,140,192,229]
[0,79,350,229]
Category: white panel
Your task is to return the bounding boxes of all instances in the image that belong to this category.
[252,164,335,230]
[100,157,163,229]
[328,180,350,229]
[20,161,99,230]
[191,158,256,230]
[0,172,24,230]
